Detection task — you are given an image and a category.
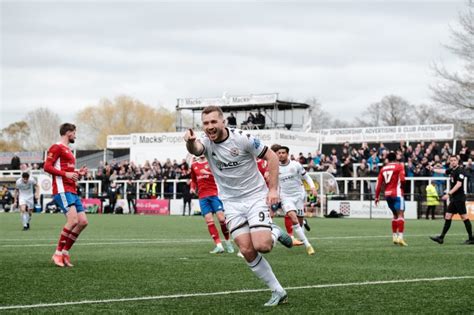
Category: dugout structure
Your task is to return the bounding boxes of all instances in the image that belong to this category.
[175,93,311,132]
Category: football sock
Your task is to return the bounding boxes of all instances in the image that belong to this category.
[63,231,79,251]
[293,224,309,247]
[247,253,284,293]
[56,228,71,252]
[398,218,405,239]
[207,222,221,245]
[21,213,28,227]
[440,219,452,238]
[463,219,473,239]
[219,221,230,241]
[284,215,293,236]
[391,219,398,234]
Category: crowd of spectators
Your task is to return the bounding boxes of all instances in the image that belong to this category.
[2,140,474,199]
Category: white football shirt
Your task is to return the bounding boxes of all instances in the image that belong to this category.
[200,128,268,201]
[279,160,306,198]
[15,178,36,199]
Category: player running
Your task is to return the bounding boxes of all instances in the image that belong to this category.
[184,105,292,307]
[14,172,39,231]
[259,154,304,246]
[191,155,234,254]
[375,151,407,246]
[274,145,316,255]
[44,123,89,267]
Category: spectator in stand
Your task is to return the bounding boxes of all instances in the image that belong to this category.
[357,159,370,194]
[361,142,370,160]
[367,148,380,170]
[459,140,469,162]
[466,158,474,194]
[469,150,474,161]
[227,113,237,128]
[378,143,386,158]
[255,110,266,129]
[441,142,453,158]
[306,159,318,172]
[341,157,353,178]
[312,151,322,165]
[405,158,415,177]
[350,147,361,163]
[145,178,158,199]
[10,153,21,170]
[368,163,379,199]
[298,152,307,165]
[433,162,447,196]
[290,154,296,161]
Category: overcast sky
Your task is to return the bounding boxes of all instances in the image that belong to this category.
[0,0,467,129]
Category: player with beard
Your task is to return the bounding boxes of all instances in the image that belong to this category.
[184,106,292,307]
[44,123,88,267]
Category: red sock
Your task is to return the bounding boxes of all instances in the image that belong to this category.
[219,222,230,241]
[63,231,79,251]
[56,228,71,252]
[285,215,293,236]
[207,222,221,245]
[391,219,398,233]
[398,218,405,233]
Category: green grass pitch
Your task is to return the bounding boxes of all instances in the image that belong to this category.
[1,213,474,313]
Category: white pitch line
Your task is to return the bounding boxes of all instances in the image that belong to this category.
[0,234,466,248]
[0,276,472,310]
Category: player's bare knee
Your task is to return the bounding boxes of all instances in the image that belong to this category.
[253,241,272,253]
[78,218,88,228]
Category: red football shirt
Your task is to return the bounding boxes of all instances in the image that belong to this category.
[44,143,78,194]
[190,160,218,199]
[375,163,406,199]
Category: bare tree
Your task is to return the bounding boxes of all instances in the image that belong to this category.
[355,95,414,126]
[76,95,175,148]
[23,107,61,150]
[305,97,333,131]
[431,1,473,135]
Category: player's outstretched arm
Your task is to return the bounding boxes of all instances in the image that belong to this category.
[184,129,204,156]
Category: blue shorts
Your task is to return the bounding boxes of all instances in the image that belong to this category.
[54,192,84,213]
[199,196,224,216]
[386,196,405,213]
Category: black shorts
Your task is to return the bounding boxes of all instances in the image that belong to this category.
[447,200,467,215]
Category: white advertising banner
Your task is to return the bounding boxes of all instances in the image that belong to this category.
[38,174,52,195]
[107,135,132,149]
[327,200,417,219]
[177,93,278,109]
[320,124,454,144]
[129,130,320,165]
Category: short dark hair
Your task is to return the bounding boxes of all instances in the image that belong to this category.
[279,146,290,153]
[387,152,396,162]
[450,155,459,160]
[201,106,224,118]
[270,144,282,152]
[59,123,76,136]
[21,172,30,179]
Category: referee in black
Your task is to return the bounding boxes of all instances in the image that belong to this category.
[430,155,474,244]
